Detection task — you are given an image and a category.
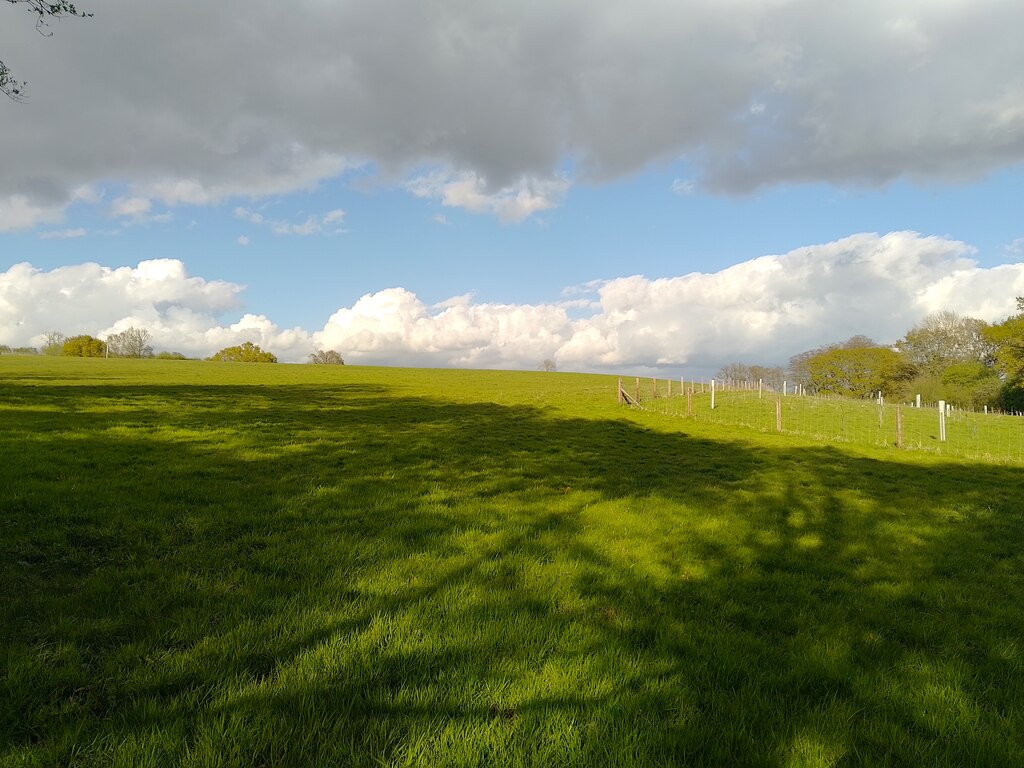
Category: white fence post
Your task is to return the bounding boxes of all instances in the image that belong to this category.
[938,400,947,442]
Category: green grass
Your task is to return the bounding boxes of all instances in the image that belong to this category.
[638,384,1024,464]
[2,357,1024,766]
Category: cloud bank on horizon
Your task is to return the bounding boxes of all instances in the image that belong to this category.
[4,233,1023,371]
[2,0,1024,228]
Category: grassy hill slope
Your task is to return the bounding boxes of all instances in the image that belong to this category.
[2,357,1023,766]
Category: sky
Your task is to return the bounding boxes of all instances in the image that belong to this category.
[2,0,1024,374]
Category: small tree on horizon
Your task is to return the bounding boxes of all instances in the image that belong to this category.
[106,326,153,358]
[309,349,345,365]
[62,334,106,357]
[208,342,277,363]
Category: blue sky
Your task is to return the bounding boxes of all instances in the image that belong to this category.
[2,1,1024,371]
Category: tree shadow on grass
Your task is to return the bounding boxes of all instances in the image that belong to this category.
[2,382,1024,766]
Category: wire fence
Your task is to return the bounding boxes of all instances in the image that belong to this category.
[618,377,1024,465]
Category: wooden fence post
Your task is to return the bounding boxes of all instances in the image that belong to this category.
[617,377,623,405]
[776,398,782,432]
[938,400,947,442]
[710,379,716,410]
[635,377,640,404]
[895,405,903,448]
[652,377,657,400]
[687,389,693,418]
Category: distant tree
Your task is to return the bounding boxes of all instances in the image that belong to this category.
[806,346,915,399]
[62,334,105,357]
[308,349,345,365]
[715,363,784,390]
[40,330,65,355]
[207,342,277,363]
[716,363,751,382]
[983,299,1024,382]
[0,344,10,355]
[897,311,994,373]
[155,351,188,360]
[539,358,557,372]
[2,0,92,101]
[788,336,878,387]
[939,362,1002,409]
[11,346,38,355]
[106,326,153,358]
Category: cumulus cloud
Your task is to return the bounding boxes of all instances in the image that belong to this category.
[0,259,310,359]
[406,171,570,224]
[5,1,1024,223]
[4,233,1024,370]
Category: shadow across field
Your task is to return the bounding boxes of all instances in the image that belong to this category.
[2,381,1024,766]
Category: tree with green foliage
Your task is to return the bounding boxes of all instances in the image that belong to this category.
[308,349,345,365]
[62,334,106,357]
[155,351,188,360]
[208,342,277,363]
[982,297,1024,411]
[805,345,915,398]
[788,336,877,387]
[2,1,92,100]
[939,362,1002,409]
[984,298,1024,381]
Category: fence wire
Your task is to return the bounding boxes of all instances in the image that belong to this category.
[623,379,1024,465]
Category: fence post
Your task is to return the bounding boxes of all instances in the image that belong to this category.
[711,379,716,410]
[783,380,787,396]
[758,378,763,399]
[916,394,921,409]
[617,377,623,405]
[687,389,693,418]
[635,377,640,404]
[776,397,782,432]
[652,377,657,400]
[938,400,947,442]
[895,405,903,448]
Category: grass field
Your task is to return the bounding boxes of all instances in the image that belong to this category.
[637,383,1024,464]
[3,357,1024,766]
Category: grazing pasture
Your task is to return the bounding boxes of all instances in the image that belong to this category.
[2,357,1023,766]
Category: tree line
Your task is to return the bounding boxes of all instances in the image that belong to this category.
[718,300,1024,410]
[0,329,346,365]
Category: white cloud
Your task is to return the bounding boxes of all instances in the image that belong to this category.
[38,228,88,240]
[671,179,695,195]
[236,207,347,236]
[233,207,265,225]
[236,235,250,246]
[111,197,152,218]
[4,233,1022,369]
[406,170,570,223]
[0,196,68,232]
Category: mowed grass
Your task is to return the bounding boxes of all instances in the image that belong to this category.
[2,357,1024,767]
